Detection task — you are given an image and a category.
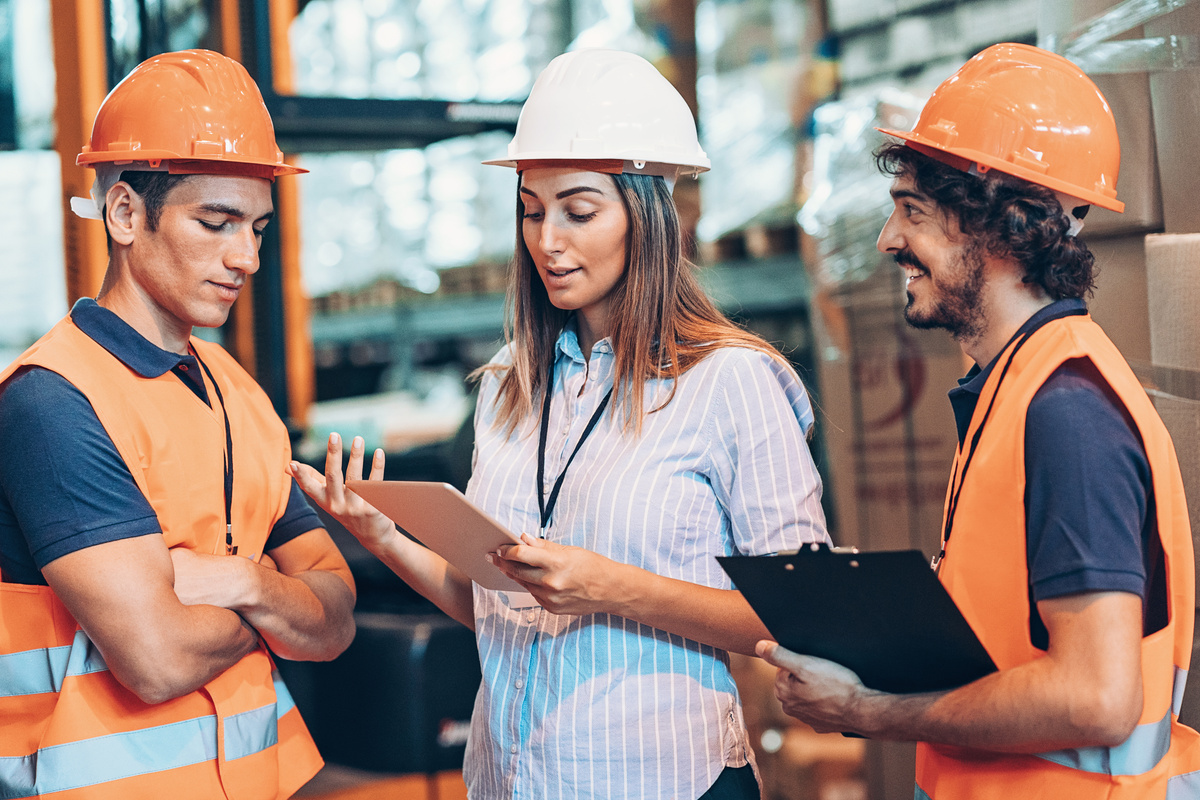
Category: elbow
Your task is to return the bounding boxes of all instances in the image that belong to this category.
[1073,686,1142,748]
[114,664,194,705]
[276,615,356,663]
[316,616,356,662]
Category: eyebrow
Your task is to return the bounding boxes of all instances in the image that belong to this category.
[890,188,930,204]
[197,202,275,222]
[519,186,607,200]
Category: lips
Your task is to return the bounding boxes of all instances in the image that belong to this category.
[209,280,244,301]
[542,265,581,288]
[895,251,928,286]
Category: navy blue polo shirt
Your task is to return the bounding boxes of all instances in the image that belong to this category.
[0,299,323,585]
[949,299,1152,647]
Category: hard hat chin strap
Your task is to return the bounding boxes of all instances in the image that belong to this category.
[71,162,170,221]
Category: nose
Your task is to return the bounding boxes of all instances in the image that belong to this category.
[226,227,261,275]
[876,207,904,254]
[538,218,566,257]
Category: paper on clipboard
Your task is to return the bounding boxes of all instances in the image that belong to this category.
[718,544,996,694]
[347,479,534,602]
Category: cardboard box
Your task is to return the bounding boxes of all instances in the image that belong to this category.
[1038,2,1162,237]
[811,268,963,558]
[1146,233,1200,547]
[1147,2,1200,233]
[1083,72,1163,238]
[1085,233,1150,366]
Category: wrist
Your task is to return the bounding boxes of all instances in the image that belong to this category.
[229,556,268,613]
[606,561,646,618]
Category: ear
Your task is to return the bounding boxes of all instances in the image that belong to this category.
[104,182,141,246]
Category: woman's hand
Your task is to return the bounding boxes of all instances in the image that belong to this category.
[290,433,397,552]
[490,534,628,616]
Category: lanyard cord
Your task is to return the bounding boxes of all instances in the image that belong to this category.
[537,358,614,531]
[933,307,1086,570]
[194,353,236,556]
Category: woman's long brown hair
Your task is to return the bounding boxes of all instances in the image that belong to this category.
[476,171,797,436]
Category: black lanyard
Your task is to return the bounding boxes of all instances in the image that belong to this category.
[194,353,237,556]
[536,358,613,531]
[933,306,1086,570]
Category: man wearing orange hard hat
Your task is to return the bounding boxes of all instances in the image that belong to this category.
[0,50,355,798]
[760,43,1200,798]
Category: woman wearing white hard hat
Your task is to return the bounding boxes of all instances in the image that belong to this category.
[296,49,828,799]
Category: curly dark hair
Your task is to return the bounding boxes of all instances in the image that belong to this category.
[875,142,1096,300]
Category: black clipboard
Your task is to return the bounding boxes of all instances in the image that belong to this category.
[718,544,997,694]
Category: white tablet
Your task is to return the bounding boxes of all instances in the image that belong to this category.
[346,480,526,592]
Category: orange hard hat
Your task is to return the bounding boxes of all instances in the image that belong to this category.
[77,49,304,179]
[878,43,1123,212]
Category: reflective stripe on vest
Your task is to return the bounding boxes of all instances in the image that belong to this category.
[0,670,296,798]
[0,629,108,697]
[1032,669,1188,777]
[1036,709,1171,776]
[1168,769,1200,798]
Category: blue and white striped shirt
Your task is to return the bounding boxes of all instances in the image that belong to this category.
[464,325,828,799]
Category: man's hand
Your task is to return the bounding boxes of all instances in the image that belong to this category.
[43,535,260,704]
[757,640,872,735]
[490,534,624,616]
[170,547,267,608]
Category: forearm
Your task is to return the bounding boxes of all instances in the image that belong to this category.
[368,530,476,629]
[851,657,1137,752]
[111,603,260,704]
[769,593,1144,753]
[233,565,356,661]
[609,565,769,655]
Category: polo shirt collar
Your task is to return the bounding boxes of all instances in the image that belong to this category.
[948,297,1087,443]
[70,298,197,378]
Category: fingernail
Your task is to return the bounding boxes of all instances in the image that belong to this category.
[354,436,364,448]
[289,461,299,473]
[330,432,340,445]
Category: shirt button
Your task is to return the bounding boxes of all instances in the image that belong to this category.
[178,364,189,371]
[510,744,519,754]
[514,678,524,689]
[526,611,536,622]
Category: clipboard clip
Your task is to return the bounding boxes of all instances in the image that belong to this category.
[772,543,860,556]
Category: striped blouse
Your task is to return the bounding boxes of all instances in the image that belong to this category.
[463,324,829,799]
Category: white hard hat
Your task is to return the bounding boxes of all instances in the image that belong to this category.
[483,49,710,188]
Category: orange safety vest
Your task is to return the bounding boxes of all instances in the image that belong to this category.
[916,313,1200,799]
[0,317,323,799]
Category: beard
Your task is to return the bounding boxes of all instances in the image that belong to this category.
[899,243,987,341]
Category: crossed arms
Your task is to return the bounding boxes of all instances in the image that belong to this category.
[44,525,356,704]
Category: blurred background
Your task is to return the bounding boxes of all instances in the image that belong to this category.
[5,0,1198,796]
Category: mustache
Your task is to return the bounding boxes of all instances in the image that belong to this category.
[894,249,928,272]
